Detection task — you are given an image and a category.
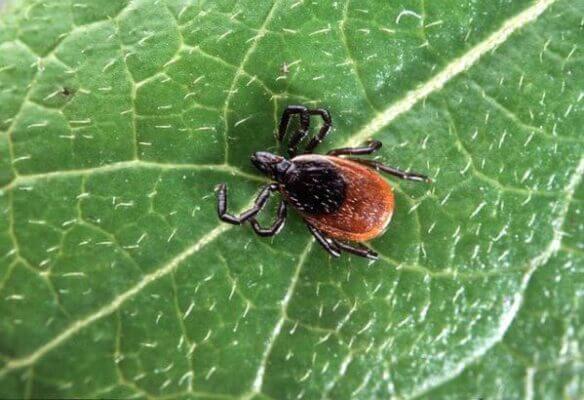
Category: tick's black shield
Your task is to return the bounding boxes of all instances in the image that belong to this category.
[283,157,347,215]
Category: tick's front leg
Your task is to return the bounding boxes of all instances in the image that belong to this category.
[216,183,278,225]
[278,105,310,158]
[249,199,287,237]
[304,108,332,154]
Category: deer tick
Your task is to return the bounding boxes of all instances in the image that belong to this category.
[216,105,430,259]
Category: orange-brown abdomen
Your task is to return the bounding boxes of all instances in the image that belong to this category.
[285,155,394,241]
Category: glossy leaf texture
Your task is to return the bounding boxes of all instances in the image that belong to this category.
[0,0,583,399]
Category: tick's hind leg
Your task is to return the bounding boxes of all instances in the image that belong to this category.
[306,223,378,259]
[332,240,378,260]
[216,183,278,224]
[249,200,287,237]
[349,158,431,183]
[327,140,382,156]
[306,224,341,257]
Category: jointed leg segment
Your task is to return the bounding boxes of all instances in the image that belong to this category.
[279,105,310,157]
[348,158,430,182]
[306,224,341,257]
[304,108,332,154]
[249,200,287,237]
[306,224,379,260]
[216,183,279,225]
[332,240,378,260]
[327,140,382,156]
[328,140,429,182]
[278,105,333,157]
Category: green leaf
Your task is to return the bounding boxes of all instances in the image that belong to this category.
[0,0,582,398]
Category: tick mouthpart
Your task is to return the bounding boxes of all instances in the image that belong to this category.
[251,152,292,181]
[250,151,281,168]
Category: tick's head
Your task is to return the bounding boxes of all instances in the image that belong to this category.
[251,152,291,182]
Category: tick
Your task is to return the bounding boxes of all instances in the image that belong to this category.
[216,105,430,259]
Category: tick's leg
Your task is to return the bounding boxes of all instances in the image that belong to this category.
[306,223,341,257]
[327,140,382,156]
[249,200,288,237]
[278,105,307,142]
[216,183,278,225]
[304,108,332,154]
[348,158,431,183]
[332,240,378,260]
[278,105,310,157]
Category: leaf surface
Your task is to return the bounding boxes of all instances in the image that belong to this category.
[0,0,583,398]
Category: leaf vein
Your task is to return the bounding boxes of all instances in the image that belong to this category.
[0,214,236,378]
[406,156,584,399]
[343,0,558,147]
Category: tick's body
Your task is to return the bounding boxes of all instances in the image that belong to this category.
[283,155,394,242]
[216,105,429,259]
